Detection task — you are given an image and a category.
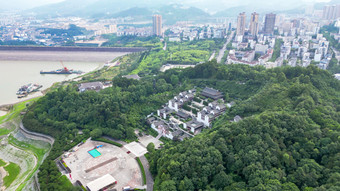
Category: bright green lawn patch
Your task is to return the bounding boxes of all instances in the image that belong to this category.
[0,159,7,167]
[8,135,51,191]
[0,128,11,136]
[8,135,49,162]
[136,157,146,185]
[59,175,74,190]
[0,97,40,124]
[3,162,21,188]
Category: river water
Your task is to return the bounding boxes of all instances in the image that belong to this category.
[0,51,129,106]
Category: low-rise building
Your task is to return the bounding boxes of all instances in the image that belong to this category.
[197,101,226,127]
[184,120,204,134]
[86,174,117,191]
[78,82,104,92]
[168,89,195,111]
[201,87,223,100]
[157,107,173,119]
[122,74,141,80]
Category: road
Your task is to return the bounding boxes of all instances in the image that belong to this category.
[140,156,154,191]
[332,47,340,61]
[163,42,167,51]
[216,31,234,63]
[209,51,216,61]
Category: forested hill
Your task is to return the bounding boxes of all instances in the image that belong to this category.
[148,64,340,190]
[22,61,340,190]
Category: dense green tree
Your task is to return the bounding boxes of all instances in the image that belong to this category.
[90,128,102,139]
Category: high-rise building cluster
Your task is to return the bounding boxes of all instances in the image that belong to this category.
[236,12,276,39]
[152,15,163,36]
[322,5,340,20]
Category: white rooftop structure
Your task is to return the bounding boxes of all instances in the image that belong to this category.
[86,174,117,191]
[124,142,148,157]
[335,73,340,80]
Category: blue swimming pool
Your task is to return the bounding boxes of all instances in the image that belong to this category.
[88,149,101,158]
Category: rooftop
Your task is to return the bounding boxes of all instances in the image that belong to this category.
[86,174,116,191]
[122,74,141,80]
[202,87,222,96]
[79,82,104,92]
[186,120,204,130]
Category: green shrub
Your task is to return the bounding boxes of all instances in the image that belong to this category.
[92,137,123,147]
[136,157,147,185]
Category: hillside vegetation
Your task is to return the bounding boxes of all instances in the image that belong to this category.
[147,63,340,191]
[23,61,340,190]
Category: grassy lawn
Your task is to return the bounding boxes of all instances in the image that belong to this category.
[3,162,21,188]
[8,135,51,191]
[136,157,147,185]
[0,159,7,167]
[0,97,40,124]
[8,135,49,161]
[0,128,11,136]
[59,175,74,190]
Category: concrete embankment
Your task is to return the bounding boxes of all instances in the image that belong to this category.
[19,122,54,145]
[0,46,148,53]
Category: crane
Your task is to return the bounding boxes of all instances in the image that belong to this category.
[60,61,69,72]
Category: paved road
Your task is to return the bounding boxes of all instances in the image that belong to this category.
[216,31,235,63]
[209,51,216,61]
[140,156,154,191]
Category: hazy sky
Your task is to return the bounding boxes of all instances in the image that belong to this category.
[1,0,64,10]
[0,0,333,11]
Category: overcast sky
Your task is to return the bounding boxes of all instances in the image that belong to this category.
[0,0,332,11]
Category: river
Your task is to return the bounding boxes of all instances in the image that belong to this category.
[0,51,129,106]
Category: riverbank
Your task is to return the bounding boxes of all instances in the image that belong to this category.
[0,46,147,52]
[0,50,128,62]
[0,99,53,191]
[0,111,7,117]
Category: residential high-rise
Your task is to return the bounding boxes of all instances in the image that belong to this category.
[323,5,340,20]
[236,12,246,36]
[152,15,162,36]
[249,12,259,37]
[263,13,276,35]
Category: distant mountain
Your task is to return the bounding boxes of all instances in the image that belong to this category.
[214,6,258,17]
[314,0,340,10]
[26,0,165,18]
[112,7,153,18]
[214,3,307,18]
[157,5,211,24]
[25,0,324,20]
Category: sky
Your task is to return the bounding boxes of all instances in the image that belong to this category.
[0,0,333,11]
[1,0,64,10]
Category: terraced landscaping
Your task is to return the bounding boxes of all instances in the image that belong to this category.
[0,98,52,191]
[3,162,21,188]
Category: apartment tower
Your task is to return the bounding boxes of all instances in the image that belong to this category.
[236,12,246,36]
[263,13,276,35]
[249,12,259,37]
[152,15,162,36]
